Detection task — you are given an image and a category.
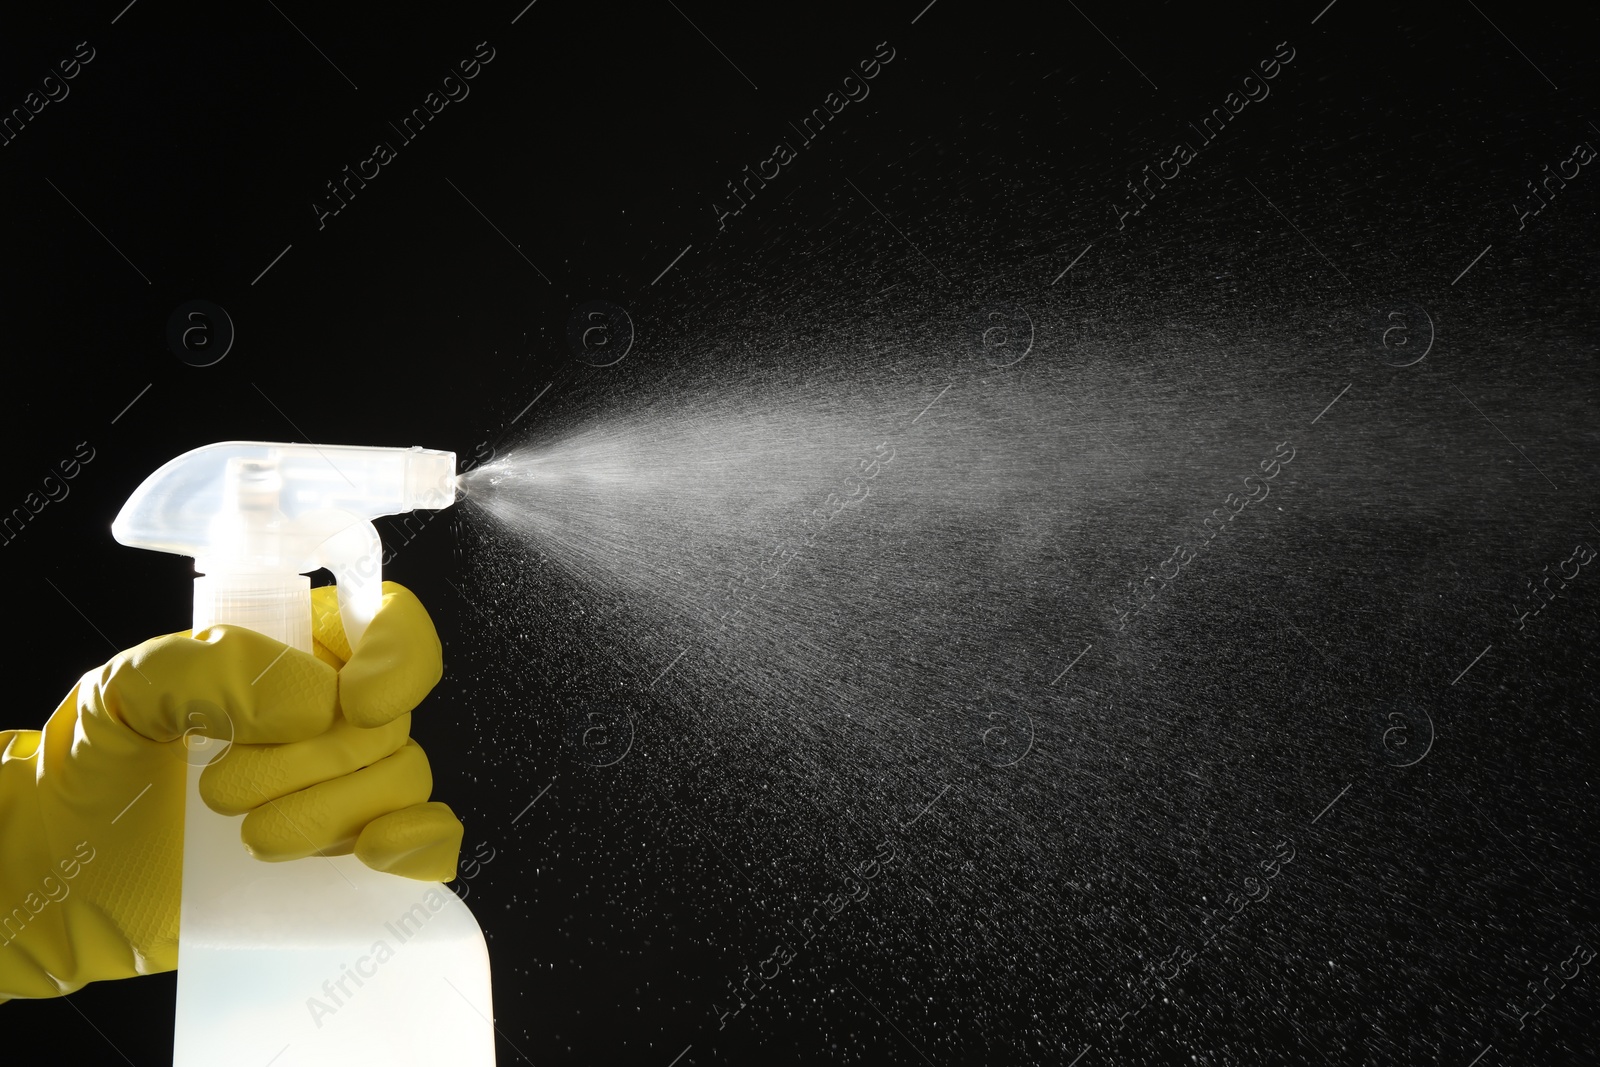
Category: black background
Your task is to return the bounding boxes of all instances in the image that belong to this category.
[3,1,1599,1065]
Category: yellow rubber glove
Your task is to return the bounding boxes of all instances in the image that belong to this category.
[0,581,463,1002]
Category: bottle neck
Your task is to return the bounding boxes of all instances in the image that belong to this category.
[193,572,312,653]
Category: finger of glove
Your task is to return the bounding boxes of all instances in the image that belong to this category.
[104,625,338,745]
[309,585,351,668]
[338,582,443,729]
[238,740,433,861]
[199,712,413,816]
[355,801,464,882]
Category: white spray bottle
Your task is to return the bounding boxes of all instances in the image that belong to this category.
[112,441,495,1067]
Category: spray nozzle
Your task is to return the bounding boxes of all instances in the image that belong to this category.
[113,441,457,649]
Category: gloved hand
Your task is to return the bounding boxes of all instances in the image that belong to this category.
[0,581,463,1001]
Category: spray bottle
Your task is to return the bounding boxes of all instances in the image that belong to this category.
[112,441,495,1067]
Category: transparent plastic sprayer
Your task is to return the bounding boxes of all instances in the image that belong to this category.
[112,441,495,1067]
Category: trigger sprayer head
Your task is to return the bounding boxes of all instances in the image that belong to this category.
[113,441,456,649]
